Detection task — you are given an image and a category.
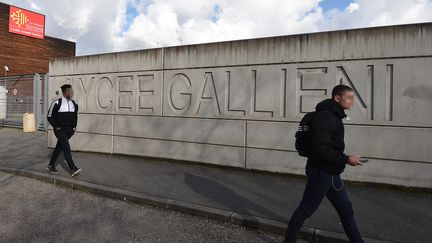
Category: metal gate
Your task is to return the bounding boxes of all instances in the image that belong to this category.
[0,73,48,130]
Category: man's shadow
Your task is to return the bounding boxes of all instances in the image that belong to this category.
[184,173,279,220]
[184,173,282,242]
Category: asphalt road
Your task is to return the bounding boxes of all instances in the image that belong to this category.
[0,172,307,243]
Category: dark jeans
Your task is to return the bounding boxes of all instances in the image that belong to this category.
[49,127,77,170]
[284,164,363,243]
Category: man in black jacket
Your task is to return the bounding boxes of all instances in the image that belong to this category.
[284,85,364,243]
[46,84,82,177]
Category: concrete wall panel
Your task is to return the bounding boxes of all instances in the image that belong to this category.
[245,148,305,175]
[163,24,432,69]
[114,136,244,168]
[48,130,112,154]
[247,121,297,151]
[247,148,432,188]
[247,121,432,163]
[49,49,163,76]
[344,125,432,163]
[342,159,432,188]
[76,114,112,134]
[114,116,245,146]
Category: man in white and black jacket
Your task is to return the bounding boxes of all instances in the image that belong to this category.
[46,84,82,177]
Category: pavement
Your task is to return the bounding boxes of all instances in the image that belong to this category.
[0,127,431,243]
[0,171,295,243]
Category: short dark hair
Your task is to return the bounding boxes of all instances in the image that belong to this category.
[332,85,353,98]
[60,84,72,93]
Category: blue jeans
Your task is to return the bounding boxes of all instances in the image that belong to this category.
[284,164,364,243]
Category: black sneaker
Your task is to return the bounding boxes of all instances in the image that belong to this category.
[71,168,82,177]
[46,166,58,173]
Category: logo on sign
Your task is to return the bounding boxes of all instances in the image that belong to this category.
[10,9,29,27]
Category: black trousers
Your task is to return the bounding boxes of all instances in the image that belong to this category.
[49,127,77,170]
[284,164,364,243]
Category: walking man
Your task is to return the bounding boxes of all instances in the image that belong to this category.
[46,84,82,177]
[285,85,364,243]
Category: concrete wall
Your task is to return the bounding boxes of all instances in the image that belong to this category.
[48,23,432,188]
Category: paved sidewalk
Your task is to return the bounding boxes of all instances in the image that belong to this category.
[0,127,431,242]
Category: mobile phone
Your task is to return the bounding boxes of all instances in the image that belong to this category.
[359,159,369,163]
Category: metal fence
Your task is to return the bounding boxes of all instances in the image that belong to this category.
[0,73,48,130]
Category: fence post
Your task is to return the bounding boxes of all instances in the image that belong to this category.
[33,73,42,130]
[0,85,6,120]
[42,74,49,130]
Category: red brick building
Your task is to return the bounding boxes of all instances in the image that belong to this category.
[0,2,75,125]
[0,2,76,76]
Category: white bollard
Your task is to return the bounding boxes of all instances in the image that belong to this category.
[23,113,36,132]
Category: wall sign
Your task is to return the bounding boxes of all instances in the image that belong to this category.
[9,5,45,39]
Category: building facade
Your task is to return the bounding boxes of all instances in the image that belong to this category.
[0,2,75,76]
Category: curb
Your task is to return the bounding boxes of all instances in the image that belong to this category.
[0,167,390,243]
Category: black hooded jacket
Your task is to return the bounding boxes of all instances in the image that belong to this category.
[307,99,349,175]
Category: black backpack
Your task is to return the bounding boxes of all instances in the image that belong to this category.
[295,111,316,157]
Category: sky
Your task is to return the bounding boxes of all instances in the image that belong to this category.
[2,0,432,56]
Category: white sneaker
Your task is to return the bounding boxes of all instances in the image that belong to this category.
[71,168,82,177]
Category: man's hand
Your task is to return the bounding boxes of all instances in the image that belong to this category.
[347,155,363,166]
